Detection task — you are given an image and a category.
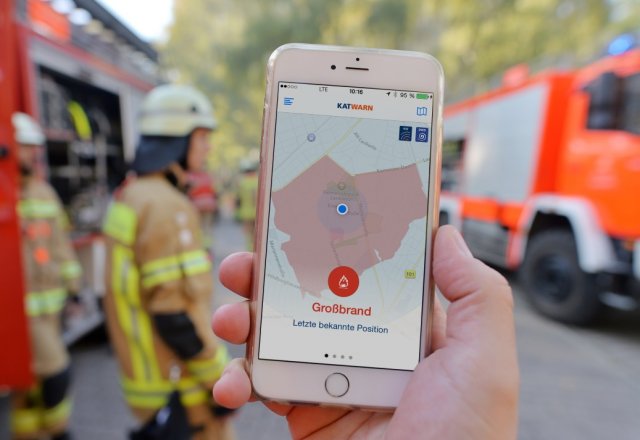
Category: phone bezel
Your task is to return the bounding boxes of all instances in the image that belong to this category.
[248,43,444,410]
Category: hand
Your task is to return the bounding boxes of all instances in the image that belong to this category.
[212,225,519,439]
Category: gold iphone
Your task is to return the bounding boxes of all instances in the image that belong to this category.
[248,44,443,410]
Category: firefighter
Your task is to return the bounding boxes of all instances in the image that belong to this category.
[10,113,82,440]
[235,159,258,251]
[102,85,234,439]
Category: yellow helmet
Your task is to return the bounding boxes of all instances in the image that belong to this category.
[139,84,217,136]
[12,112,45,146]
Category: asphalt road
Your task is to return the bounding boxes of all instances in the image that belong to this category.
[2,216,639,439]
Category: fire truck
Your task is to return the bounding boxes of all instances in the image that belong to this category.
[1,0,161,387]
[441,44,640,324]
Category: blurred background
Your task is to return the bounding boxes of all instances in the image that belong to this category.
[0,0,639,439]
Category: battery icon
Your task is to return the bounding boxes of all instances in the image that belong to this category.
[416,93,428,100]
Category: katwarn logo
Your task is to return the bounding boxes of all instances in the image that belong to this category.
[337,103,374,111]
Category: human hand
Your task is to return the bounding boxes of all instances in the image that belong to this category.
[212,225,519,439]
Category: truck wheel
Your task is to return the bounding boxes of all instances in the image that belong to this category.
[520,230,601,325]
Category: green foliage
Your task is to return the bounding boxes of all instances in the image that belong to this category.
[435,0,611,97]
[162,0,628,177]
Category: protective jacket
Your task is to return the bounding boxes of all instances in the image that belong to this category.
[11,177,81,438]
[103,175,232,439]
[236,172,258,222]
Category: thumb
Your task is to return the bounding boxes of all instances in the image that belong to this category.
[432,225,515,351]
[390,227,518,440]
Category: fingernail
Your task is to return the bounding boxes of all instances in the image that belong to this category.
[451,228,473,258]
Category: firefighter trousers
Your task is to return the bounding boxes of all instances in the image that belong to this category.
[10,367,72,440]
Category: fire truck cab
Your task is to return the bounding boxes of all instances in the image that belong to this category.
[441,47,640,324]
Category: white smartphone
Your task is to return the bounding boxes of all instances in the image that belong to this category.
[248,44,443,410]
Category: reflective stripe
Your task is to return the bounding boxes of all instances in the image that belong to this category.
[26,288,67,316]
[11,408,40,435]
[61,260,82,280]
[18,199,58,219]
[141,250,211,289]
[180,384,210,407]
[111,244,161,383]
[67,101,92,141]
[141,259,182,288]
[103,202,137,246]
[121,375,209,409]
[43,397,72,428]
[186,345,229,384]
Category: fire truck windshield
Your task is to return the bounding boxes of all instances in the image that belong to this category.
[586,72,640,135]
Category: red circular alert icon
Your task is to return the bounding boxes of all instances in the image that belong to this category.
[328,266,359,297]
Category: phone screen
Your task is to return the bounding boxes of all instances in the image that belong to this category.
[258,82,434,371]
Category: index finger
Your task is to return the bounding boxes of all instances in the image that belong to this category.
[219,252,254,299]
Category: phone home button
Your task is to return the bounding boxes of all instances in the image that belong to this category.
[325,373,349,397]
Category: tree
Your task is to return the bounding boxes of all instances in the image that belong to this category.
[433,0,610,99]
[162,0,612,173]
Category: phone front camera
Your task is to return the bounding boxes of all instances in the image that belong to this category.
[331,65,336,70]
[356,57,360,61]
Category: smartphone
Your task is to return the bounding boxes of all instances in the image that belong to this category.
[248,44,443,410]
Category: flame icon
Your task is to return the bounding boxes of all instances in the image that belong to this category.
[329,266,359,297]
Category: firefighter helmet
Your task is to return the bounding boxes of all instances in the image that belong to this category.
[12,112,45,146]
[139,84,217,136]
[239,158,259,173]
[133,84,216,174]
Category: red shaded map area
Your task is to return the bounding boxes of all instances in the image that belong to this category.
[272,156,427,296]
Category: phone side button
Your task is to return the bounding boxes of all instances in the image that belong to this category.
[324,373,349,398]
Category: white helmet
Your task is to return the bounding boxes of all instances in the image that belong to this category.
[12,112,45,146]
[139,84,217,136]
[239,158,259,172]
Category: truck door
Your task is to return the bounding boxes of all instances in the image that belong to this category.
[0,1,33,388]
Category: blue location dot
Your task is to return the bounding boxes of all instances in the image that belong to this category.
[307,133,316,142]
[337,203,348,216]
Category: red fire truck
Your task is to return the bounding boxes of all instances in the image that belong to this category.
[441,44,640,324]
[0,0,160,387]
